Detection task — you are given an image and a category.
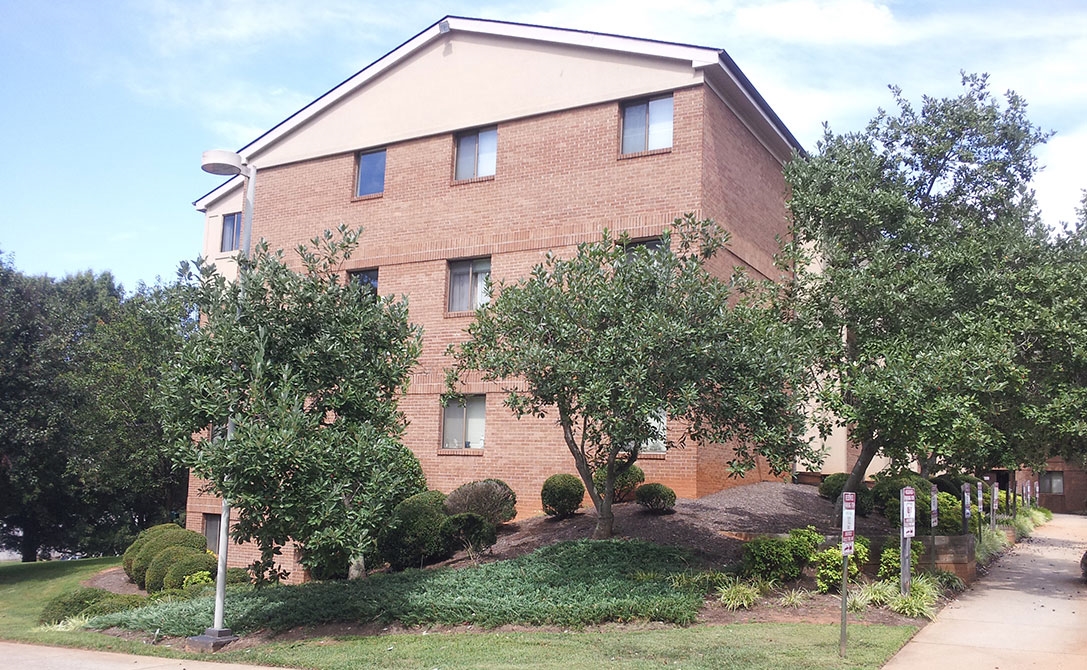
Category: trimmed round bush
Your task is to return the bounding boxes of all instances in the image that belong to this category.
[122,523,183,580]
[225,567,251,585]
[163,549,218,590]
[444,479,517,525]
[132,528,206,589]
[40,587,112,624]
[593,464,645,503]
[379,490,453,570]
[80,593,145,618]
[541,473,585,518]
[442,512,498,554]
[635,482,676,513]
[145,545,202,594]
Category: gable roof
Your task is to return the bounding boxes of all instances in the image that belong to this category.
[195,16,802,210]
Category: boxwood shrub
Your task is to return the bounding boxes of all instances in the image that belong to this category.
[163,549,218,590]
[635,482,676,513]
[593,464,645,503]
[122,523,183,580]
[145,546,203,594]
[541,473,585,518]
[132,528,206,589]
[379,490,453,570]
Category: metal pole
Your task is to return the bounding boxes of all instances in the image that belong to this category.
[839,554,848,658]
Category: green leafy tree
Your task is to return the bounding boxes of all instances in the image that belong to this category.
[162,227,425,580]
[0,255,184,559]
[447,216,814,539]
[784,74,1082,496]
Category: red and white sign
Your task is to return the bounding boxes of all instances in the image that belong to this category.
[842,492,856,556]
[930,484,939,528]
[901,487,916,538]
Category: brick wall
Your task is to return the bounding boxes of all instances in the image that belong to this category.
[189,82,794,578]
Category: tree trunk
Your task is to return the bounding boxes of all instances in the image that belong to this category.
[593,494,614,539]
[834,438,880,527]
[20,525,39,563]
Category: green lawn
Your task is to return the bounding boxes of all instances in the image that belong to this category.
[0,555,916,669]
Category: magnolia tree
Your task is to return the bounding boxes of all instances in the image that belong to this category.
[162,227,425,580]
[446,216,815,539]
[785,74,1085,495]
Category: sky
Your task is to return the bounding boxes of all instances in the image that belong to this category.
[2,0,1085,292]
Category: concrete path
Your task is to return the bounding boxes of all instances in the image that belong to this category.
[0,641,284,670]
[883,513,1087,669]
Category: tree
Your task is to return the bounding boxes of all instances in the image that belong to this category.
[783,74,1080,496]
[161,227,425,580]
[446,216,814,539]
[0,255,185,560]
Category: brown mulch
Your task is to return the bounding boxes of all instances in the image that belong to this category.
[89,481,918,648]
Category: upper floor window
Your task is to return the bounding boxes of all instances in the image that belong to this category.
[348,268,379,296]
[443,395,485,449]
[448,258,490,312]
[455,127,497,180]
[220,212,242,253]
[621,95,673,154]
[356,149,387,197]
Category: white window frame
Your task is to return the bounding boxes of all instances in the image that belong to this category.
[220,212,242,253]
[443,395,486,449]
[448,258,491,312]
[621,94,674,154]
[455,127,497,180]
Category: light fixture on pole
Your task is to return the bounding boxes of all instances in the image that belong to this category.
[188,149,256,652]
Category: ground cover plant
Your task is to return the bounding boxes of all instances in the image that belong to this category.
[90,539,708,636]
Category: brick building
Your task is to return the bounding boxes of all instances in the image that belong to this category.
[187,16,827,579]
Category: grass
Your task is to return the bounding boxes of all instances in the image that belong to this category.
[1,547,918,670]
[214,624,916,670]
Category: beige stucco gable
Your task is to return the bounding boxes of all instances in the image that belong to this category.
[252,30,705,169]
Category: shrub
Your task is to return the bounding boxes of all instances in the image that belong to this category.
[122,523,183,580]
[225,567,251,585]
[379,490,453,570]
[541,473,585,518]
[871,473,931,512]
[132,528,207,589]
[635,482,676,513]
[183,571,215,589]
[442,512,497,555]
[976,527,1011,565]
[80,594,145,619]
[163,550,218,590]
[925,569,966,593]
[742,526,824,583]
[40,587,113,624]
[593,464,645,503]
[876,542,924,581]
[814,536,869,594]
[146,546,203,594]
[884,489,964,535]
[444,479,517,526]
[817,473,873,516]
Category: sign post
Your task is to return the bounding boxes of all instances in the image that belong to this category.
[976,482,984,533]
[900,487,916,596]
[991,484,999,530]
[840,491,856,658]
[930,483,939,569]
[961,483,972,535]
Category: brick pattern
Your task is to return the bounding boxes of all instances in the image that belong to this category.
[189,82,794,578]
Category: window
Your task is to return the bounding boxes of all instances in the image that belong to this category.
[356,149,386,197]
[1040,472,1064,495]
[220,212,242,252]
[203,513,221,553]
[455,127,497,180]
[621,95,673,154]
[348,268,379,296]
[443,395,485,449]
[639,410,667,453]
[448,258,491,311]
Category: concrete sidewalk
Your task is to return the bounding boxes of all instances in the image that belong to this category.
[883,513,1087,669]
[0,641,284,670]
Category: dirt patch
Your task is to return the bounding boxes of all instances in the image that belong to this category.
[83,566,143,595]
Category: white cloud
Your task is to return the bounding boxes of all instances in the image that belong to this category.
[1034,126,1087,231]
[733,0,900,46]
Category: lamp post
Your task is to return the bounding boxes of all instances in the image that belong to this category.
[188,149,256,652]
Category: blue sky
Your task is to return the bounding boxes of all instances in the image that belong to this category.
[2,0,1085,292]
